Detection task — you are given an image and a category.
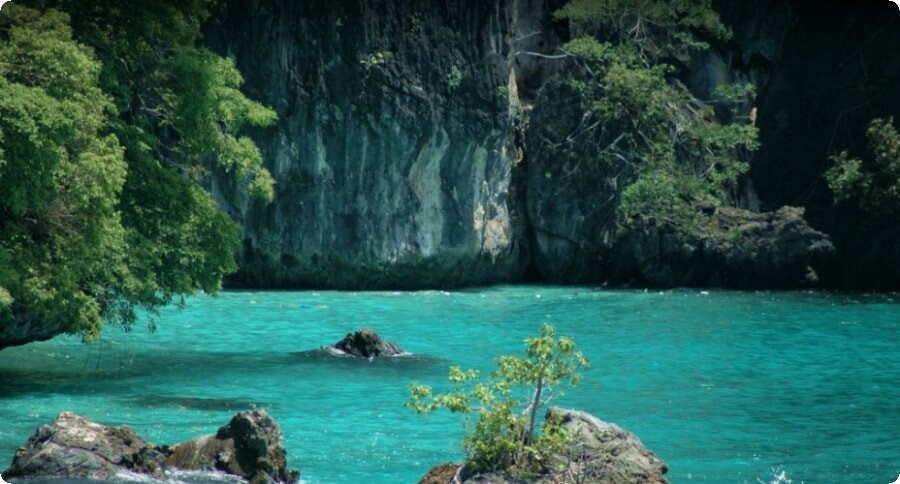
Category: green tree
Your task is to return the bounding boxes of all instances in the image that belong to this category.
[825,117,900,216]
[0,4,130,342]
[553,0,758,231]
[0,2,275,346]
[408,324,589,477]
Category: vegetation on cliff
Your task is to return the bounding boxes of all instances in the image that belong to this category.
[0,1,274,346]
[552,0,758,233]
[826,117,900,217]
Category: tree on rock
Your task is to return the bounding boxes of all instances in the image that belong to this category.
[408,324,589,478]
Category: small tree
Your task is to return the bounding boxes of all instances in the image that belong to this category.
[408,324,589,477]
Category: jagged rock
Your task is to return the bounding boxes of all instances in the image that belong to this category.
[166,410,298,484]
[2,411,167,480]
[2,410,298,483]
[419,462,462,484]
[420,408,667,484]
[326,329,405,358]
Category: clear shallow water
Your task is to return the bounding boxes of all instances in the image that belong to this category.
[1,287,898,483]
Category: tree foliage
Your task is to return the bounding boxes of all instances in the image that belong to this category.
[408,324,589,477]
[0,2,275,344]
[825,117,900,216]
[553,0,758,231]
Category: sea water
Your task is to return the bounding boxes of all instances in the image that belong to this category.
[0,287,898,483]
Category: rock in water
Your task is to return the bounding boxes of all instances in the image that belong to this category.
[329,329,405,358]
[420,408,667,484]
[2,410,298,483]
[548,407,668,483]
[2,411,167,480]
[166,410,298,483]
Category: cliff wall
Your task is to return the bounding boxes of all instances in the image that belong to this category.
[204,0,530,288]
[205,0,898,290]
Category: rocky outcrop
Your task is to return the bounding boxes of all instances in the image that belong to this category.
[420,408,668,484]
[167,410,298,484]
[3,412,167,481]
[609,206,835,288]
[525,65,834,288]
[203,0,529,289]
[3,410,298,483]
[326,328,406,358]
[545,408,668,484]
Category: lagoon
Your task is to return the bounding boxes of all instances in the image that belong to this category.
[1,287,898,483]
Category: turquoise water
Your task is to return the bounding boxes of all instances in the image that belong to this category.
[1,287,899,483]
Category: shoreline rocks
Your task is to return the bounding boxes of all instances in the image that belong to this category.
[2,410,298,483]
[325,329,406,358]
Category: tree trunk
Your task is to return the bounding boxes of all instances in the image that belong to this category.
[526,374,544,444]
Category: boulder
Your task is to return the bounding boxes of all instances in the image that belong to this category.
[327,329,405,358]
[420,408,667,484]
[166,410,299,484]
[2,411,167,480]
[546,408,668,484]
[2,410,298,483]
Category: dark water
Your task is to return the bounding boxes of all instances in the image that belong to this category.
[1,287,898,483]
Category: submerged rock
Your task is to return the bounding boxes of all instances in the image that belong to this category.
[2,410,298,483]
[326,329,406,358]
[420,408,667,484]
[2,411,166,480]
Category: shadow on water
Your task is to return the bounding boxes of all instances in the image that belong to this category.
[290,347,447,367]
[0,347,449,400]
[129,395,266,412]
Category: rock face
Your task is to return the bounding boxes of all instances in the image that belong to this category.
[202,0,529,289]
[546,408,668,484]
[420,408,668,484]
[609,207,835,288]
[3,410,298,483]
[167,410,298,484]
[327,328,405,358]
[195,0,889,291]
[3,412,167,480]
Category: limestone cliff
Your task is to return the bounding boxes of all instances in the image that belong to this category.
[202,0,896,290]
[203,0,529,288]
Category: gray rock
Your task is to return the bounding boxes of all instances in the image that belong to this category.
[166,410,298,484]
[2,411,167,480]
[2,410,298,483]
[326,328,406,358]
[545,407,668,484]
